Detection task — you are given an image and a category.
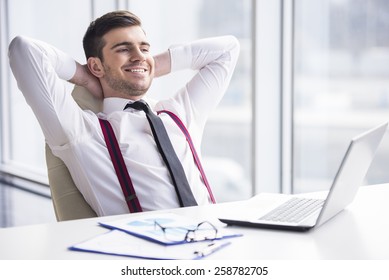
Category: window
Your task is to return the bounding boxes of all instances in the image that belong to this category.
[2,0,388,216]
[293,0,389,193]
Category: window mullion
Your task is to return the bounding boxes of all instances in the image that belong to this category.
[254,0,283,194]
[281,0,294,194]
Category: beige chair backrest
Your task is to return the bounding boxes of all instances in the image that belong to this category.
[46,86,103,221]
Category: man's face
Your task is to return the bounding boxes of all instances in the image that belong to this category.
[99,26,155,99]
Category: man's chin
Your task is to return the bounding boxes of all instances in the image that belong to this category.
[113,88,145,98]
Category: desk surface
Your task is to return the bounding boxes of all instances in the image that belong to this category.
[1,184,389,260]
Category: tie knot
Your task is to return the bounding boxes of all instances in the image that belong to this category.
[124,100,149,113]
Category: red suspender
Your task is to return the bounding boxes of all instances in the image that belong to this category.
[99,110,216,213]
[157,110,216,204]
[98,119,142,213]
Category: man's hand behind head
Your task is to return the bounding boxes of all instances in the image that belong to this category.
[69,63,103,99]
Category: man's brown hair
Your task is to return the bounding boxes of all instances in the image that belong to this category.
[83,10,142,61]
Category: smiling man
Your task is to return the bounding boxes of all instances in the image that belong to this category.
[82,15,156,99]
[8,11,240,216]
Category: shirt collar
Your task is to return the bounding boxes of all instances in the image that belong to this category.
[103,97,156,115]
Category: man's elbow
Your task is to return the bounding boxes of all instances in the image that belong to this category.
[9,35,25,56]
[8,36,39,80]
[8,35,31,65]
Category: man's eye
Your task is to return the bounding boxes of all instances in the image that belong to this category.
[118,48,129,53]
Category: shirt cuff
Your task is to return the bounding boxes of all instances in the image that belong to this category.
[53,49,77,81]
[169,43,192,72]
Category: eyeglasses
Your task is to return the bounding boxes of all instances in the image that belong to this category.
[154,220,219,243]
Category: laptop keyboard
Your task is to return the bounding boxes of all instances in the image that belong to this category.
[259,197,325,223]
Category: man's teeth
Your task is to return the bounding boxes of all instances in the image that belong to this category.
[130,69,145,73]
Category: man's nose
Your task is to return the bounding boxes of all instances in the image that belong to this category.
[131,48,146,62]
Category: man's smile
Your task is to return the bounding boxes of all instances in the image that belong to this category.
[123,66,148,73]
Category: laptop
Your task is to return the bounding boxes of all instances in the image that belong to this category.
[219,122,388,231]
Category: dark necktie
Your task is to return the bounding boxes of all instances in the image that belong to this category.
[125,100,198,207]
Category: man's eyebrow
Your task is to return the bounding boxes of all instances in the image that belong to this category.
[110,41,150,49]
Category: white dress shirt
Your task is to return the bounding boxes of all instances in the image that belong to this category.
[8,35,240,216]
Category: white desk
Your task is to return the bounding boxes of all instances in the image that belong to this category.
[1,184,389,260]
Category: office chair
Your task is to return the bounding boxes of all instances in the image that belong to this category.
[46,85,102,221]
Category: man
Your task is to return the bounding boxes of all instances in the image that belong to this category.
[8,10,240,216]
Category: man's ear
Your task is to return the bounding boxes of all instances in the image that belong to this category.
[87,57,104,78]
